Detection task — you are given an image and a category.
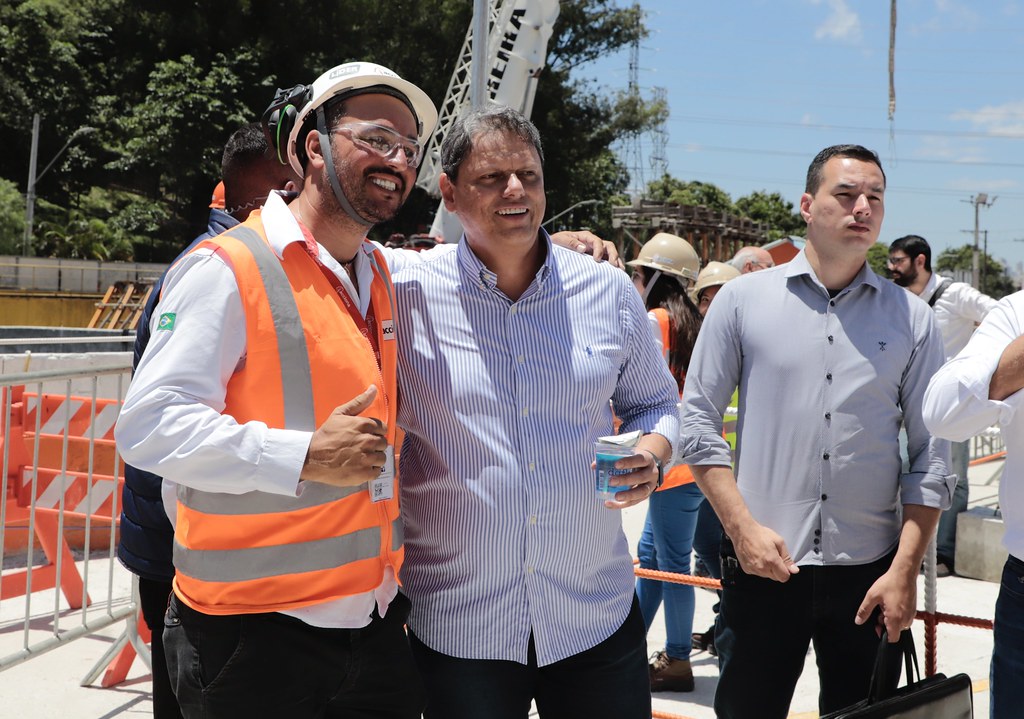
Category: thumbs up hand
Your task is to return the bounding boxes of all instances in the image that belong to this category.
[300,385,388,487]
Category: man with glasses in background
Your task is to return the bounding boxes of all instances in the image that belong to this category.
[888,234,997,576]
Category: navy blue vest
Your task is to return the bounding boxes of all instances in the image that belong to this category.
[117,210,238,581]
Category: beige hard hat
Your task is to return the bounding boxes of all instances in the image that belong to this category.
[694,261,741,299]
[626,232,700,282]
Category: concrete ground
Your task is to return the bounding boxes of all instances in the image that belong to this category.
[0,459,1003,718]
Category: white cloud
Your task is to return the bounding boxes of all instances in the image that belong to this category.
[913,136,988,163]
[800,113,818,126]
[813,0,863,43]
[951,101,1024,137]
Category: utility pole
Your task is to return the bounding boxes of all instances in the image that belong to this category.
[22,114,95,256]
[23,113,40,257]
[965,193,997,290]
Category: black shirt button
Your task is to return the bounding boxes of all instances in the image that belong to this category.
[825,412,831,421]
[826,373,833,381]
[823,452,830,460]
[821,494,828,501]
[828,335,834,344]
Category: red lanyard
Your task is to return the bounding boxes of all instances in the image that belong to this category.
[297,228,380,366]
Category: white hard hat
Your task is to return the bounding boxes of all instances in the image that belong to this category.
[283,62,438,177]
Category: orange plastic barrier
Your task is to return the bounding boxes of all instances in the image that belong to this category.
[2,388,125,608]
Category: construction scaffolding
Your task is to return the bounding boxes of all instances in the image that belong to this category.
[87,282,153,331]
[612,202,770,265]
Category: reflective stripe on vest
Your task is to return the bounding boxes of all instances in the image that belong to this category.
[172,218,402,614]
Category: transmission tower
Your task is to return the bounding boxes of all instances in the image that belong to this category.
[648,86,668,181]
[621,21,646,199]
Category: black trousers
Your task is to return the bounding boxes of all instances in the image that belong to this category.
[714,545,900,718]
[138,577,182,719]
[409,595,651,719]
[163,591,424,719]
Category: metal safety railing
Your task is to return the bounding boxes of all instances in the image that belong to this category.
[0,360,146,684]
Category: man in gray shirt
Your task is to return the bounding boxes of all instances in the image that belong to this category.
[681,144,952,718]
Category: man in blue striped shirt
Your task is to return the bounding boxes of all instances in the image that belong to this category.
[394,106,679,718]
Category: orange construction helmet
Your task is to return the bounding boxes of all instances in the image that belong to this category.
[209,181,226,209]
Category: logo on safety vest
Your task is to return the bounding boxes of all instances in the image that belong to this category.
[381,319,395,340]
[157,313,177,331]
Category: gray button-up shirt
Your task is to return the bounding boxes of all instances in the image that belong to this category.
[681,250,952,566]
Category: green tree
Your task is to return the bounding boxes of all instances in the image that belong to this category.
[0,0,670,260]
[734,190,805,240]
[0,178,26,255]
[935,244,1019,299]
[866,242,890,277]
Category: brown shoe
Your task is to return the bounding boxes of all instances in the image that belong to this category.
[648,651,694,692]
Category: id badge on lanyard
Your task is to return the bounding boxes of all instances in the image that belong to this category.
[369,446,395,502]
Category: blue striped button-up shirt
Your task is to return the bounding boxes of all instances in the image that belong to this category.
[394,233,679,666]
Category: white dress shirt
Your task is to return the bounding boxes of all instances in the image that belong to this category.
[923,290,1024,559]
[923,272,997,360]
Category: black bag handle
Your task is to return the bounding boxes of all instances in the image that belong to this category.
[866,630,919,703]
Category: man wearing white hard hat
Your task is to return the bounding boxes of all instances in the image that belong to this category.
[117,61,438,719]
[117,60,618,719]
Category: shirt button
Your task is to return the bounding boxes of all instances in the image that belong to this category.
[814,547,821,554]
[813,537,820,545]
[826,373,833,381]
[821,493,828,501]
[814,529,821,536]
[830,300,836,307]
[528,462,536,471]
[510,306,518,315]
[824,412,831,421]
[521,407,529,417]
[828,335,834,344]
[823,452,830,460]
[517,354,526,364]
[526,565,535,574]
[529,516,538,525]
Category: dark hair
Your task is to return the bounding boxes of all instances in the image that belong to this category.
[889,234,932,272]
[221,122,270,183]
[635,266,702,392]
[805,144,886,195]
[441,105,543,182]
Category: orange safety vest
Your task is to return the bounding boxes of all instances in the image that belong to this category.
[171,216,403,615]
[652,308,694,491]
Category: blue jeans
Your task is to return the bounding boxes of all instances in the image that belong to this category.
[714,544,897,718]
[636,482,704,659]
[936,439,970,564]
[991,555,1024,719]
[409,595,650,719]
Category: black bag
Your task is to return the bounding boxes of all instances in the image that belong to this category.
[821,630,973,718]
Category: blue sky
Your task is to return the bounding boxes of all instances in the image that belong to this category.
[579,0,1024,276]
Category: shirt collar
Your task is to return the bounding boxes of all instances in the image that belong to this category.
[259,190,373,267]
[783,248,880,295]
[455,229,555,293]
[922,270,944,300]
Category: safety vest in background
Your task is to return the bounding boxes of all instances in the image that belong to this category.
[171,216,403,615]
[653,308,695,491]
